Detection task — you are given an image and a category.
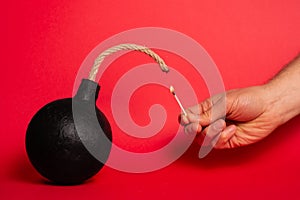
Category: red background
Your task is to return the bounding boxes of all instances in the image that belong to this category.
[1,0,300,199]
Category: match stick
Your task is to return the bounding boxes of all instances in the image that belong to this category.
[169,85,187,116]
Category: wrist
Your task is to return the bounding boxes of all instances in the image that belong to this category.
[262,82,300,126]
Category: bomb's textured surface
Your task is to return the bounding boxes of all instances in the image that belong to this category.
[26,80,112,185]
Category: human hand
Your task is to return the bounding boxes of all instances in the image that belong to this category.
[180,55,300,149]
[180,85,283,149]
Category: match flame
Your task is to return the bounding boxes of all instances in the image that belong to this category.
[169,85,175,94]
[169,85,187,116]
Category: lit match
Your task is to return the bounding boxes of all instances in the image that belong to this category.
[169,85,187,116]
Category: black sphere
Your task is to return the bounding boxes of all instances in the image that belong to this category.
[26,79,112,185]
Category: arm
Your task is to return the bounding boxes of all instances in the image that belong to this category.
[264,55,300,125]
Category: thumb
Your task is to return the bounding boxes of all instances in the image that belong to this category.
[197,93,227,126]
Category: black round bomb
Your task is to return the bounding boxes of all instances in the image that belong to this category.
[26,79,112,185]
[26,43,169,185]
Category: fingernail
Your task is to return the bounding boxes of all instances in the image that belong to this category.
[226,125,236,133]
[213,120,224,130]
[222,125,236,143]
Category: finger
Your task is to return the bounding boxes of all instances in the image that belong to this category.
[213,125,237,149]
[196,119,226,146]
[179,101,214,126]
[199,94,227,127]
[184,122,202,135]
[185,103,204,114]
[185,93,227,127]
[179,112,200,126]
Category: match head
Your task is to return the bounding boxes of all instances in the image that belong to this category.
[169,85,175,95]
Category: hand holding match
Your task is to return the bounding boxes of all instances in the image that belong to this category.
[169,85,187,116]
